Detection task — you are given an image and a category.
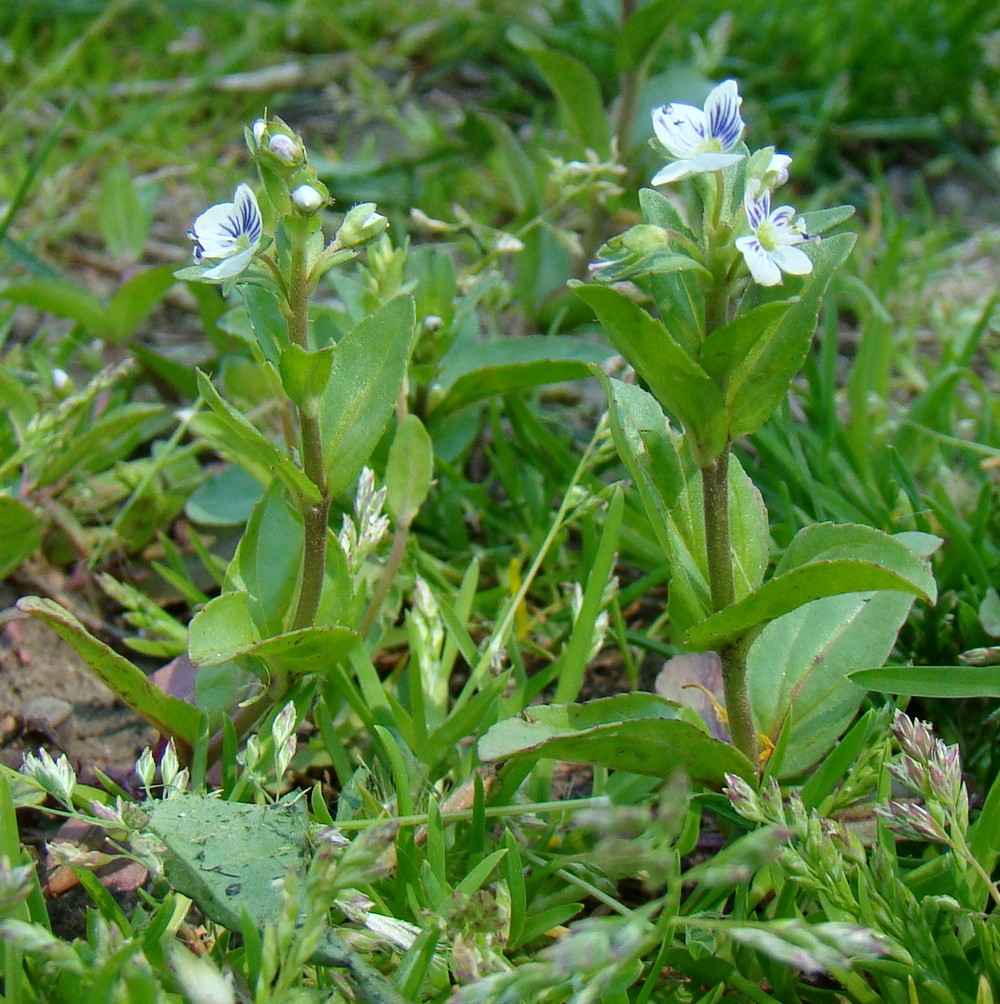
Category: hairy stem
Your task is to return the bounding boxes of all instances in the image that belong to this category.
[702,448,758,766]
[615,0,639,154]
[287,225,330,631]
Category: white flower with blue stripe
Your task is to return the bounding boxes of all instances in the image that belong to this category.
[651,80,746,185]
[735,184,813,287]
[188,183,263,281]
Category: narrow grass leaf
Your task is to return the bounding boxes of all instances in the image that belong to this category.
[848,666,1000,698]
[554,487,623,702]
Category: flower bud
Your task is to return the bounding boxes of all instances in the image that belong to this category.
[0,857,34,914]
[21,749,76,806]
[336,202,389,248]
[291,183,324,214]
[765,153,792,188]
[622,224,671,255]
[248,116,307,173]
[269,133,299,164]
[135,746,156,794]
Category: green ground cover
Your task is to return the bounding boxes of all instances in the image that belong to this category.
[2,1,1000,1001]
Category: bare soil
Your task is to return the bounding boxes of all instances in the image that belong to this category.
[0,584,155,783]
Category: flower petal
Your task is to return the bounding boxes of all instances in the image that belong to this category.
[736,235,782,286]
[232,184,263,245]
[767,244,813,276]
[705,79,744,150]
[202,245,257,281]
[191,202,243,256]
[651,160,698,185]
[652,102,707,158]
[651,152,743,186]
[744,189,770,229]
[769,205,799,230]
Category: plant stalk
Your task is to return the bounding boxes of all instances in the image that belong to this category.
[701,448,758,766]
[287,224,330,631]
[615,0,640,155]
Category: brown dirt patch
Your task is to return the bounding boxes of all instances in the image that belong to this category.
[0,594,155,783]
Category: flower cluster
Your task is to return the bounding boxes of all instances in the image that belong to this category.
[185,114,386,285]
[338,467,390,576]
[876,710,969,844]
[647,79,814,287]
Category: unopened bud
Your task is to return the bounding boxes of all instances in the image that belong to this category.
[291,184,324,214]
[765,153,792,188]
[621,224,670,255]
[252,119,266,145]
[336,202,388,248]
[135,747,156,794]
[268,133,299,163]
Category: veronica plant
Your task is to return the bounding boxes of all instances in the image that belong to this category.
[480,80,938,784]
[16,116,420,762]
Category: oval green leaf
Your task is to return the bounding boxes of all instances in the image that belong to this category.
[478,693,754,785]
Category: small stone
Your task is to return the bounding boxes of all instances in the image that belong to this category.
[21,695,73,731]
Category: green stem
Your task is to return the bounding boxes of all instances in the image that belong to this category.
[615,0,639,154]
[286,223,330,632]
[702,450,734,612]
[701,448,758,767]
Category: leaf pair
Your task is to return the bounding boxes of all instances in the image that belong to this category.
[575,222,856,462]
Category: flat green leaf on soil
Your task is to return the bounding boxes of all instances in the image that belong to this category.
[146,793,407,1003]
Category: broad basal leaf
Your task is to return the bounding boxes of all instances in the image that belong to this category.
[479,693,754,785]
[687,525,937,651]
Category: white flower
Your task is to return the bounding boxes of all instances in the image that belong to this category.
[252,118,266,145]
[188,183,263,281]
[651,79,745,185]
[735,186,813,287]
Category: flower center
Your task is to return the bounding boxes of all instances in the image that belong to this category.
[756,220,778,252]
